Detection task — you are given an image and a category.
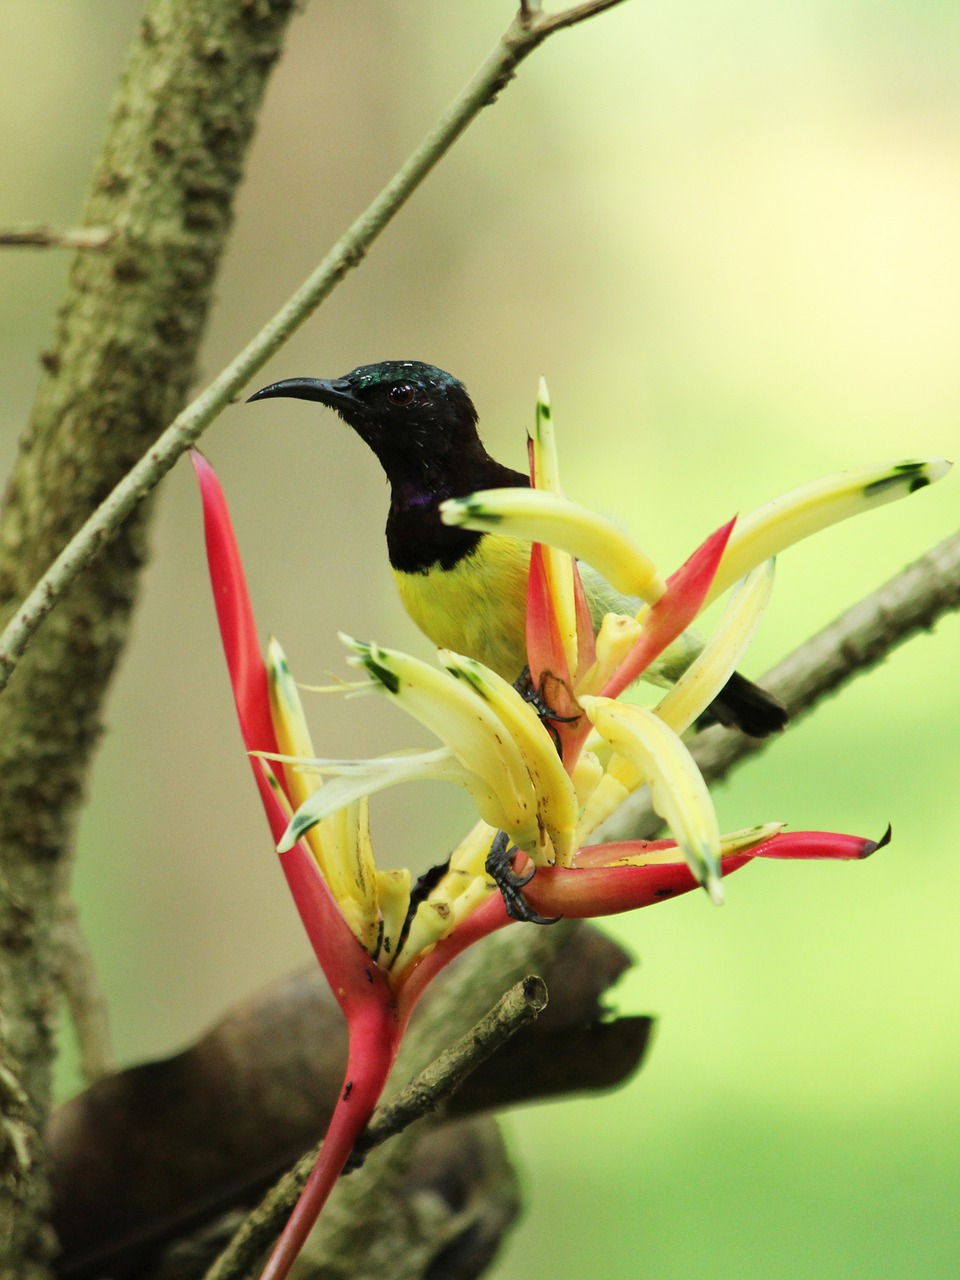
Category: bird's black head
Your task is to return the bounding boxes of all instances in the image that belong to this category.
[248,360,488,498]
[249,359,529,572]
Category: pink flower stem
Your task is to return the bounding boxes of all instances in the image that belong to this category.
[260,999,401,1280]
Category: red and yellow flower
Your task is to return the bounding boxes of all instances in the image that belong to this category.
[194,385,946,1279]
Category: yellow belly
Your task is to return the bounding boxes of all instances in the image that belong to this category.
[393,534,530,682]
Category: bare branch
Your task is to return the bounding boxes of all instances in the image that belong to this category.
[0,0,631,698]
[0,224,115,251]
[535,0,632,37]
[54,898,113,1085]
[351,975,548,1168]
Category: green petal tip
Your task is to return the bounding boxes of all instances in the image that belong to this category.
[862,458,951,498]
[705,874,725,907]
[277,811,319,853]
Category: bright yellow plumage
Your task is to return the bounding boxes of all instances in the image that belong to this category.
[394,532,530,681]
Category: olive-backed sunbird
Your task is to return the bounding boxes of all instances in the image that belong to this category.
[249,360,786,738]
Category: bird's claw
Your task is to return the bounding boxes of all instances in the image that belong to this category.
[513,666,579,756]
[486,831,560,926]
[513,665,579,722]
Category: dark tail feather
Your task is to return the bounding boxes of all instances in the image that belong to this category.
[700,671,788,739]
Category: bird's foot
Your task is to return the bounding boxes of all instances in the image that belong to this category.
[486,831,559,926]
[513,666,579,755]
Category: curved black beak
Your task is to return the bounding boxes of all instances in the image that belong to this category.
[246,377,357,410]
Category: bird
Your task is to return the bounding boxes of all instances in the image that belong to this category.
[248,359,787,740]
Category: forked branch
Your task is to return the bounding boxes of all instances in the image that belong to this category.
[0,0,630,696]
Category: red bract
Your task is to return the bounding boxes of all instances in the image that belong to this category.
[193,452,368,1002]
[194,453,399,1279]
[600,517,736,700]
[526,827,883,917]
[523,511,736,767]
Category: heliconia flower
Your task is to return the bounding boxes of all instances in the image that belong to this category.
[433,384,949,885]
[193,385,942,1278]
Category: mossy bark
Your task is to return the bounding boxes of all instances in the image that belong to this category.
[0,1,295,1271]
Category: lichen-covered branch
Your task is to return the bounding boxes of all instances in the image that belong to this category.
[0,225,115,251]
[0,4,635,1270]
[0,0,631,698]
[0,2,297,1271]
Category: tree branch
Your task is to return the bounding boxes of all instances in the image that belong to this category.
[0,0,630,698]
[0,3,299,1271]
[54,898,113,1085]
[0,225,115,251]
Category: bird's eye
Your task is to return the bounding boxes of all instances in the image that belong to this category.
[387,382,416,406]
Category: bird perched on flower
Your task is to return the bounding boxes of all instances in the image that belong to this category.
[249,360,786,736]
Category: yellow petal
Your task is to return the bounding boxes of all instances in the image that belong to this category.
[655,561,775,734]
[440,651,581,866]
[576,611,643,697]
[264,643,381,942]
[570,748,604,809]
[448,819,500,878]
[718,822,785,855]
[276,748,519,858]
[575,769,631,848]
[342,636,545,859]
[441,871,498,943]
[266,638,318,811]
[392,863,497,978]
[599,822,786,867]
[440,488,666,605]
[393,899,456,974]
[706,458,951,607]
[321,799,380,953]
[530,378,564,496]
[374,867,412,968]
[581,696,723,903]
[269,746,458,796]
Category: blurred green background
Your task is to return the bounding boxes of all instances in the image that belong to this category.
[2,2,959,1276]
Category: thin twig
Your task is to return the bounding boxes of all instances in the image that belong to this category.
[352,974,548,1167]
[0,0,629,699]
[597,528,960,843]
[55,897,114,1084]
[0,224,116,250]
[536,0,633,34]
[203,976,547,1280]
